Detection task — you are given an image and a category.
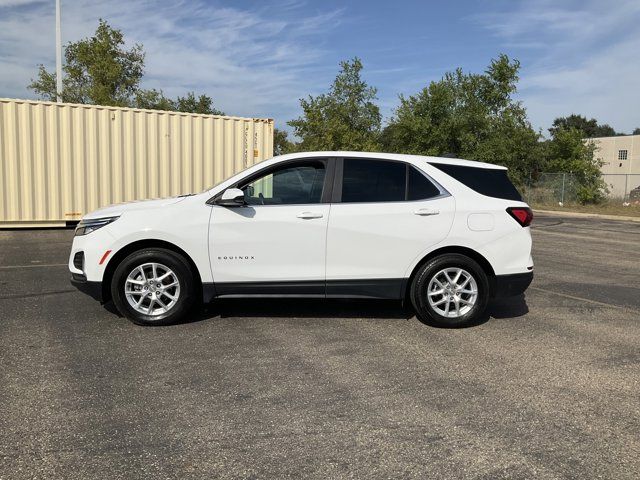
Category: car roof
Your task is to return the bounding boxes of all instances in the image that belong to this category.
[274,151,507,170]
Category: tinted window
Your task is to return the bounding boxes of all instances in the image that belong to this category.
[408,166,441,200]
[429,163,522,201]
[342,159,406,203]
[242,162,325,205]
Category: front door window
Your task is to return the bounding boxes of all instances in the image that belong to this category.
[242,162,326,205]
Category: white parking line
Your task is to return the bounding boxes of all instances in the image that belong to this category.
[0,263,68,270]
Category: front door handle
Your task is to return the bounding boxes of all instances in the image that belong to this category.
[414,208,440,216]
[297,211,324,219]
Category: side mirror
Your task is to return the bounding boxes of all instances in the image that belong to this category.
[216,188,245,207]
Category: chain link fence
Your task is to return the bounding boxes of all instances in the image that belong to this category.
[523,173,640,205]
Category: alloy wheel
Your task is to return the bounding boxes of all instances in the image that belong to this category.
[426,267,478,318]
[124,262,181,316]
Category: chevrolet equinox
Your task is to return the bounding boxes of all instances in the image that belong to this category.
[69,152,533,327]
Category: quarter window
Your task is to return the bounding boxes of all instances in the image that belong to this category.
[241,162,326,205]
[618,150,628,160]
[429,163,522,201]
[408,166,441,200]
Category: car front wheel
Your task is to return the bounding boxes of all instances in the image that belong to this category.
[410,253,489,327]
[111,248,196,326]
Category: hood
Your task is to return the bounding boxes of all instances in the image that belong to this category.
[82,195,192,220]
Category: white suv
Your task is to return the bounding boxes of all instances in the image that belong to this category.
[69,152,533,327]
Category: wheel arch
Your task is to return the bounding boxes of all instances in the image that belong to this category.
[101,239,202,303]
[403,246,496,301]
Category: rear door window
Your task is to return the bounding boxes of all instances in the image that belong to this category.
[341,159,406,203]
[429,163,522,201]
[340,159,442,203]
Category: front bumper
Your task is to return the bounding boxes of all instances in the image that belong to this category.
[492,271,533,298]
[70,273,104,302]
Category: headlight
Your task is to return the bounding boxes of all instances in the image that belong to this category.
[75,216,119,236]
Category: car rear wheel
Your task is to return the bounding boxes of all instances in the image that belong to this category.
[111,248,196,326]
[410,253,489,327]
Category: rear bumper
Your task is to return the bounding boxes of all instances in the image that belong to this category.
[70,274,104,302]
[492,271,533,298]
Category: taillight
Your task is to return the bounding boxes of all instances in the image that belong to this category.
[506,207,533,227]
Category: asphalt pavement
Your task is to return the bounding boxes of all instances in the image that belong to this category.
[0,213,638,479]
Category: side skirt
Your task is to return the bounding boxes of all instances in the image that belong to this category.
[203,279,404,301]
[213,280,325,298]
[325,279,403,299]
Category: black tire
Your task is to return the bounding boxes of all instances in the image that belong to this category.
[111,248,197,326]
[410,253,489,327]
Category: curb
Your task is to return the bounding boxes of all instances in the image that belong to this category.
[533,209,640,223]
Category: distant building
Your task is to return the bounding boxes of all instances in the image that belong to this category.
[586,134,640,199]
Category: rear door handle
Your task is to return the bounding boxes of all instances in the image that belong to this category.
[297,211,324,219]
[414,208,440,216]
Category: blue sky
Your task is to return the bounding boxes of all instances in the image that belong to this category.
[1,0,639,134]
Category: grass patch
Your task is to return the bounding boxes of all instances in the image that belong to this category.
[532,202,640,217]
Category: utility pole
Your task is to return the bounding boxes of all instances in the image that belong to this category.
[55,0,62,102]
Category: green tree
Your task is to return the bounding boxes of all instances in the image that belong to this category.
[134,88,175,111]
[288,58,381,151]
[29,20,222,115]
[173,92,223,115]
[549,114,619,138]
[381,55,540,185]
[633,127,640,135]
[543,127,607,204]
[133,89,223,115]
[273,128,296,156]
[29,19,144,106]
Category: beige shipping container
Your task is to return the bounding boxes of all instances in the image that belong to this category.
[0,98,274,227]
